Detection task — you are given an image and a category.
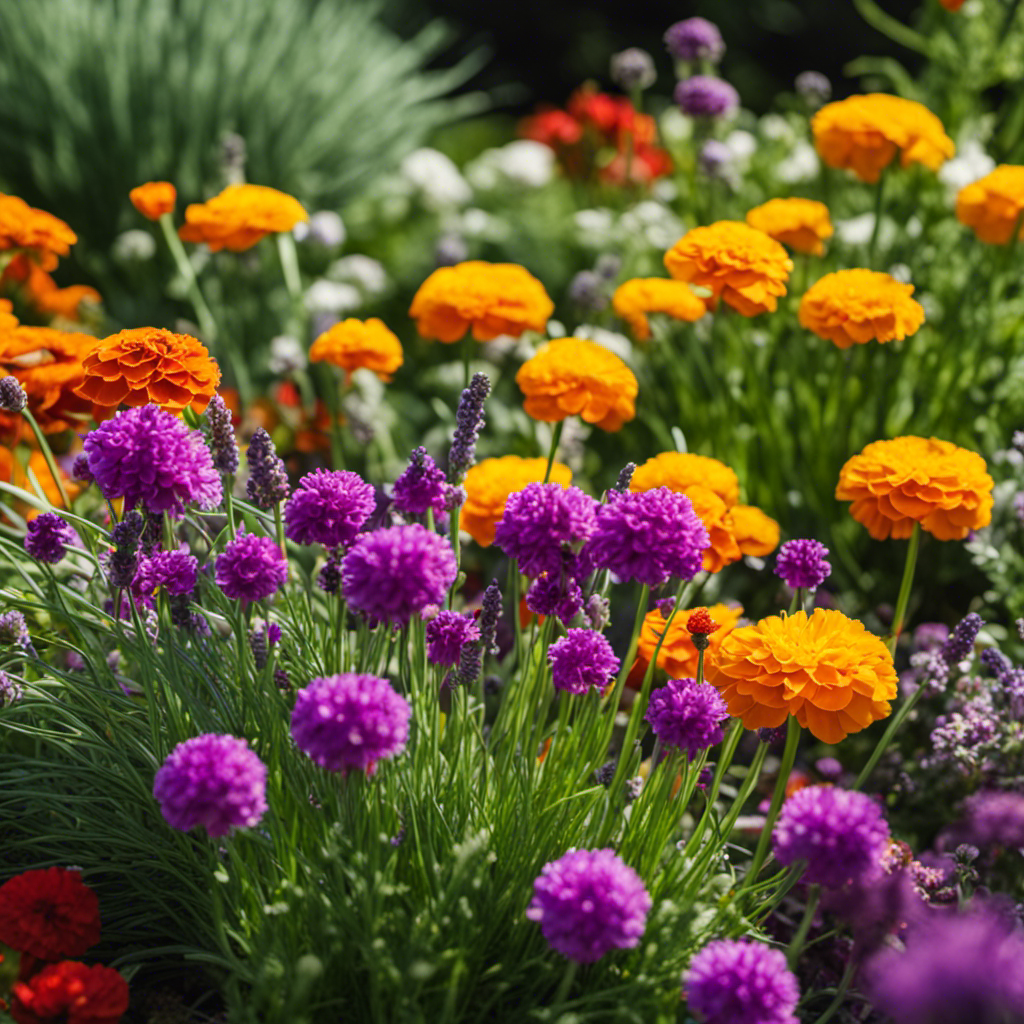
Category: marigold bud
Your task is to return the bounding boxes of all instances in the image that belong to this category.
[687,607,719,636]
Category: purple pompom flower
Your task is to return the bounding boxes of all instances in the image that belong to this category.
[134,550,199,600]
[392,447,447,517]
[342,525,458,627]
[664,17,725,63]
[958,790,1024,849]
[215,531,288,604]
[284,469,376,549]
[685,939,800,1024]
[153,734,268,837]
[773,785,890,888]
[24,512,76,564]
[547,629,620,695]
[587,488,709,587]
[675,76,739,119]
[526,848,651,962]
[291,673,411,775]
[426,610,481,666]
[71,453,93,484]
[646,678,729,760]
[83,405,222,516]
[526,572,584,626]
[774,539,831,590]
[610,48,656,91]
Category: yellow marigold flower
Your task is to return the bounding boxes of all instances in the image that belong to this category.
[516,337,637,432]
[745,198,833,256]
[626,602,744,690]
[836,436,993,541]
[729,504,780,557]
[630,451,740,507]
[685,484,742,574]
[75,327,221,415]
[409,261,554,343]
[178,184,308,252]
[0,194,76,272]
[611,278,706,341]
[955,165,1024,245]
[811,94,954,184]
[799,269,925,349]
[309,318,404,382]
[707,609,898,744]
[129,181,177,221]
[461,455,572,547]
[664,221,792,317]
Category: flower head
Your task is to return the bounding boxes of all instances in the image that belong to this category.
[707,609,898,743]
[284,469,375,549]
[836,436,993,541]
[11,961,129,1024]
[244,428,290,508]
[955,164,1024,244]
[215,531,288,604]
[342,525,457,627]
[516,337,638,431]
[773,785,890,887]
[611,278,706,341]
[630,451,740,506]
[729,504,780,557]
[133,550,198,600]
[527,848,651,962]
[547,628,620,695]
[178,184,308,251]
[745,197,833,256]
[958,790,1024,848]
[426,610,481,666]
[665,221,792,317]
[0,374,27,412]
[448,372,491,483]
[683,485,742,573]
[795,71,831,106]
[685,939,800,1024]
[153,734,267,837]
[526,572,584,625]
[646,678,729,759]
[609,48,656,91]
[392,447,447,517]
[129,181,177,220]
[775,539,831,589]
[0,867,101,960]
[291,673,411,775]
[83,405,222,515]
[204,393,238,475]
[309,318,404,381]
[0,194,76,271]
[409,261,553,342]
[24,512,76,564]
[687,608,719,636]
[674,76,739,119]
[664,18,725,63]
[0,669,22,707]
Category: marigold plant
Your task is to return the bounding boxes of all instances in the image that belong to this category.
[744,197,833,256]
[799,269,925,349]
[836,436,994,541]
[729,504,780,557]
[955,165,1024,245]
[309,318,404,381]
[684,484,742,573]
[178,184,308,251]
[611,278,706,341]
[129,181,177,221]
[409,261,554,342]
[664,221,792,317]
[630,452,740,507]
[3,258,100,322]
[0,193,77,271]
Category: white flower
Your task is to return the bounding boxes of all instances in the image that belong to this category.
[777,141,819,183]
[724,129,757,166]
[465,140,555,190]
[112,229,157,262]
[293,210,346,248]
[651,179,678,202]
[834,213,896,248]
[759,113,795,145]
[304,279,362,314]
[574,324,635,365]
[659,107,692,143]
[574,208,616,248]
[459,208,509,241]
[327,254,388,296]
[619,201,684,249]
[268,335,307,374]
[400,148,472,208]
[938,139,995,193]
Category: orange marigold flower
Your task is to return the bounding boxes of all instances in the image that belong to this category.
[627,602,743,690]
[409,261,554,343]
[461,455,572,546]
[0,299,17,330]
[729,504,780,557]
[0,194,77,272]
[178,184,308,252]
[687,608,719,636]
[129,181,177,221]
[706,609,898,744]
[685,484,742,573]
[836,436,993,541]
[811,94,954,184]
[664,221,792,317]
[516,337,637,432]
[75,327,221,415]
[611,278,706,341]
[630,452,740,508]
[8,260,101,322]
[745,198,834,256]
[955,165,1024,245]
[799,269,925,350]
[309,318,404,382]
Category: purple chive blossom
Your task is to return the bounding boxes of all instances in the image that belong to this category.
[108,510,145,589]
[24,512,76,564]
[774,539,831,590]
[215,531,288,604]
[527,848,651,963]
[392,447,447,517]
[664,17,725,63]
[284,469,375,549]
[0,375,27,412]
[685,939,800,1024]
[610,48,656,91]
[698,140,734,181]
[71,453,93,484]
[494,483,598,579]
[0,670,23,707]
[204,393,239,475]
[245,428,290,508]
[587,487,710,587]
[645,678,729,760]
[83,405,222,516]
[547,629,620,696]
[133,550,198,600]
[447,372,491,483]
[940,613,984,665]
[959,790,1024,849]
[816,756,843,780]
[153,734,268,837]
[526,572,584,626]
[674,76,739,119]
[773,785,890,889]
[795,71,832,106]
[426,610,481,666]
[568,270,607,313]
[342,525,458,628]
[291,673,411,775]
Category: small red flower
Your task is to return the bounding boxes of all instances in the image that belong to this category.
[0,868,101,961]
[686,608,719,637]
[11,961,128,1024]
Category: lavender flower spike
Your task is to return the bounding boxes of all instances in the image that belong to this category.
[940,612,984,666]
[205,393,239,475]
[245,428,290,508]
[448,372,491,483]
[0,375,26,412]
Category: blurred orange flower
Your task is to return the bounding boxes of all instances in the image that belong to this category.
[129,181,177,221]
[611,278,706,341]
[3,450,81,518]
[409,261,554,343]
[745,198,833,256]
[0,194,76,271]
[630,452,740,507]
[4,258,100,322]
[684,484,742,573]
[729,504,780,557]
[309,318,403,382]
[178,184,308,252]
[955,165,1024,245]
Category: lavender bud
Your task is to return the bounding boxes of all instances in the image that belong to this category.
[205,394,239,475]
[274,667,292,692]
[455,638,483,688]
[610,48,657,91]
[71,453,93,484]
[611,463,636,494]
[245,428,290,508]
[108,510,145,589]
[0,376,27,413]
[478,580,502,656]
[940,613,984,665]
[795,71,832,108]
[317,552,342,595]
[249,625,268,670]
[448,372,491,483]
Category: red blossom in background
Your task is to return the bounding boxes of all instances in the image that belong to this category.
[11,961,129,1024]
[0,868,101,962]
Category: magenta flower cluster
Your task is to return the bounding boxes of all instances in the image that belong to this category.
[24,512,76,564]
[774,539,832,590]
[425,610,480,667]
[133,550,198,600]
[215,532,288,604]
[664,17,724,63]
[674,76,739,119]
[392,447,447,517]
[645,678,729,761]
[547,629,620,696]
[284,469,376,549]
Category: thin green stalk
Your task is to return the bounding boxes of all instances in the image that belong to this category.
[852,0,930,54]
[889,521,920,655]
[866,168,887,267]
[543,421,564,483]
[787,884,820,968]
[21,408,69,510]
[854,683,924,790]
[276,231,305,328]
[810,960,858,1024]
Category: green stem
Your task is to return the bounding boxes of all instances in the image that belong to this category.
[787,884,820,968]
[159,213,219,343]
[889,521,920,655]
[551,960,578,1009]
[810,959,858,1024]
[854,684,924,790]
[866,168,887,267]
[20,408,69,509]
[852,0,930,54]
[543,421,564,483]
[461,335,473,391]
[276,231,305,326]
